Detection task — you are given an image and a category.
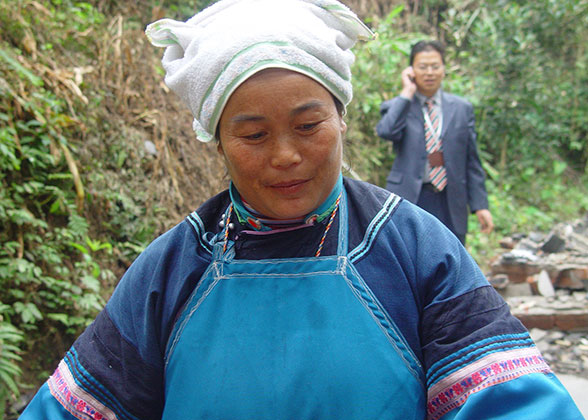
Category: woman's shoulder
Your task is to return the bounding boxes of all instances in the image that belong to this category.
[344,178,403,247]
[127,189,230,272]
[344,178,402,222]
[183,188,231,249]
[344,177,393,205]
[191,188,232,229]
[343,177,461,251]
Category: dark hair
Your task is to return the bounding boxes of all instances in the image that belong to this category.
[331,94,344,117]
[409,40,445,66]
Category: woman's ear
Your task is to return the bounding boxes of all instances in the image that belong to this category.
[216,140,224,156]
[340,119,347,137]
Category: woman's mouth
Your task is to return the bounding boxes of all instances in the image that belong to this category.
[270,179,309,194]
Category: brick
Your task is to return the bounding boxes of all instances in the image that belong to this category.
[554,311,588,331]
[491,262,541,283]
[556,268,588,289]
[512,313,555,330]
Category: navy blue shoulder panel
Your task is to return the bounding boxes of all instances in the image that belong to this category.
[106,217,215,369]
[71,310,164,420]
[421,286,529,379]
[351,194,492,364]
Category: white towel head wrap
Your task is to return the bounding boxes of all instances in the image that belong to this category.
[145,0,373,142]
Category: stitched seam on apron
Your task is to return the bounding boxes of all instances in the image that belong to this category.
[164,261,223,368]
[221,256,339,267]
[217,270,341,278]
[342,258,424,382]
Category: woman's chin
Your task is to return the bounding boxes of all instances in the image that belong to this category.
[263,201,315,221]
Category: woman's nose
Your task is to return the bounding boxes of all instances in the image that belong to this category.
[270,135,302,168]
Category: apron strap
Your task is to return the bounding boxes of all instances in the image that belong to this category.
[336,186,349,257]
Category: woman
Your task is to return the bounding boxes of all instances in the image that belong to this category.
[20,0,582,419]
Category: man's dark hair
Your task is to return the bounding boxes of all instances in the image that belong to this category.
[409,40,445,65]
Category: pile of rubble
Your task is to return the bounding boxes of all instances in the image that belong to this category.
[487,214,588,378]
[529,327,588,379]
[489,214,588,331]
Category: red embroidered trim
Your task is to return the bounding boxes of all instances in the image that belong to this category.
[427,352,552,420]
[48,363,110,420]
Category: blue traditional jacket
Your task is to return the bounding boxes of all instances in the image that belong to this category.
[20,178,583,419]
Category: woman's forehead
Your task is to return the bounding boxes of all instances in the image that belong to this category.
[224,70,335,113]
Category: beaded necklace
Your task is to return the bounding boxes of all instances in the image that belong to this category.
[229,175,342,232]
[314,191,341,257]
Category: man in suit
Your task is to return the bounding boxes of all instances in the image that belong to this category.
[376,40,493,244]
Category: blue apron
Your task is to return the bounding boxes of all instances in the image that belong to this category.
[163,190,426,419]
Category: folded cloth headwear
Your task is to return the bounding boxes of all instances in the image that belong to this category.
[145,0,374,142]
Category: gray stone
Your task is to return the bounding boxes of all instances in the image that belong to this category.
[542,232,567,253]
[144,140,158,156]
[546,331,566,341]
[536,340,551,354]
[529,328,548,343]
[537,270,555,297]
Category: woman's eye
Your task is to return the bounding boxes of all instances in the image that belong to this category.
[297,122,319,131]
[243,131,266,140]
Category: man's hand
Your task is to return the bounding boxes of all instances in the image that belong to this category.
[400,66,417,99]
[476,209,494,234]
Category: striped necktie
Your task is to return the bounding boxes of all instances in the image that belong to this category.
[425,98,447,191]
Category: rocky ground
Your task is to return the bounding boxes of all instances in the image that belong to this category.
[530,326,588,379]
[488,214,588,384]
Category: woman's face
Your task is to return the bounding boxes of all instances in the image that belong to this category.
[217,69,346,220]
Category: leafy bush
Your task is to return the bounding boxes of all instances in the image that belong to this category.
[0,1,114,412]
[445,0,588,175]
[0,320,23,417]
[347,6,428,185]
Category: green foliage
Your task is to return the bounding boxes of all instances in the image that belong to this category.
[0,319,23,407]
[0,0,194,410]
[348,0,587,267]
[445,0,588,175]
[347,6,427,185]
[0,0,114,410]
[161,0,217,19]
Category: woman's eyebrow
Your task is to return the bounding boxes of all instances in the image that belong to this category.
[230,114,265,123]
[230,100,327,123]
[290,100,326,117]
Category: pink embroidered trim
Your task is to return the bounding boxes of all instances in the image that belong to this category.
[426,347,552,420]
[48,360,117,420]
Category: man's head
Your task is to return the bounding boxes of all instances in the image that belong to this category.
[409,40,445,97]
[409,40,445,66]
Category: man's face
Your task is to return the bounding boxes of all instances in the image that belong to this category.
[412,50,445,97]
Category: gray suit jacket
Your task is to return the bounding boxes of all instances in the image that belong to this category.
[376,92,488,236]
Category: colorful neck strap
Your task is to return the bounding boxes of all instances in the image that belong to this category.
[229,174,343,232]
